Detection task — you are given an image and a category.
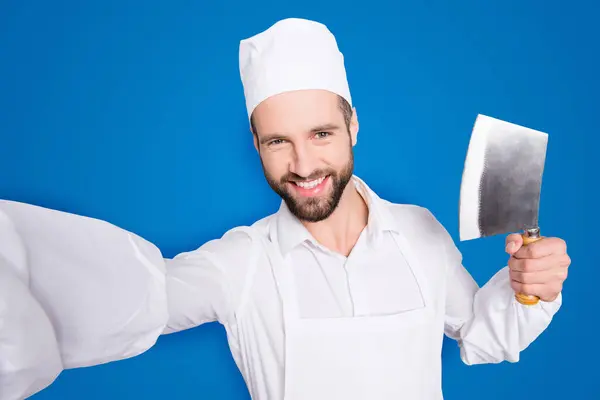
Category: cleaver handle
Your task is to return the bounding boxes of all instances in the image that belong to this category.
[514,227,542,306]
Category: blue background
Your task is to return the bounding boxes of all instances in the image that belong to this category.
[1,0,596,399]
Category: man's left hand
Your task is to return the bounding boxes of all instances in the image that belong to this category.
[505,234,571,302]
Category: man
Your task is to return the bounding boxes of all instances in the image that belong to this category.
[0,18,570,400]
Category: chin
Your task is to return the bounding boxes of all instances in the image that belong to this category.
[285,195,337,223]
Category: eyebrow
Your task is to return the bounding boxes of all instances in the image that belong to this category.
[259,123,343,145]
[310,123,342,133]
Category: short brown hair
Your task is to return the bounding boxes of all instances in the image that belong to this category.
[250,94,353,136]
[337,95,353,131]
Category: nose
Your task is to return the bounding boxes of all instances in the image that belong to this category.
[289,142,318,178]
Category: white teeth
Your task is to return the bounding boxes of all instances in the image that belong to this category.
[296,176,325,189]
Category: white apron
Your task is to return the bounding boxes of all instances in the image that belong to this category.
[260,223,444,400]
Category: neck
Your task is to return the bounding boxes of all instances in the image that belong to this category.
[301,180,369,257]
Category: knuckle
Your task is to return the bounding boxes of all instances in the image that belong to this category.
[550,238,567,254]
[558,268,568,281]
[559,238,567,253]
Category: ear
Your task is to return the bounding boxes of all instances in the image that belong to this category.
[252,129,259,152]
[350,107,359,146]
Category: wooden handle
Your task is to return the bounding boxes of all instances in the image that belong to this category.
[514,228,542,306]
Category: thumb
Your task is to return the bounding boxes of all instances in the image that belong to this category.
[505,233,523,255]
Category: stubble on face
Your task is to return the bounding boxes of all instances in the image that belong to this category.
[261,148,354,223]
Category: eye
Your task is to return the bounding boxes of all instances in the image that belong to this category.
[267,138,285,146]
[314,131,331,139]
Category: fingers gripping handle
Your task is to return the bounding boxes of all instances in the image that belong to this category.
[514,227,542,306]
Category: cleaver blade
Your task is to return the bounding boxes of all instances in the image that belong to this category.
[459,114,548,242]
[459,114,549,306]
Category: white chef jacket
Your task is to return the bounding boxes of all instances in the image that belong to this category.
[0,175,562,400]
[163,176,562,399]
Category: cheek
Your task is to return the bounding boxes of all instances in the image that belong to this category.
[324,143,351,167]
[261,152,290,178]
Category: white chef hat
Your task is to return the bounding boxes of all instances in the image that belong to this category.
[239,18,352,119]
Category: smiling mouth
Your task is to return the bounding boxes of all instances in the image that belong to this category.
[293,176,326,188]
[289,175,330,197]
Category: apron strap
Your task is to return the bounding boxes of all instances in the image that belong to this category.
[388,230,431,308]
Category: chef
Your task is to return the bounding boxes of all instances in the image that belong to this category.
[0,17,570,400]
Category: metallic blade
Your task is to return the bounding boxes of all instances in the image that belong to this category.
[459,114,548,241]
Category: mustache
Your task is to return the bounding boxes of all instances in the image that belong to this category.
[281,170,333,183]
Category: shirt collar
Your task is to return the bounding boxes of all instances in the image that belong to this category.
[273,175,399,255]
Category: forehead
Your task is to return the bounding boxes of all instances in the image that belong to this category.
[252,89,343,135]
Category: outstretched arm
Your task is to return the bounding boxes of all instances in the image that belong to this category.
[0,199,245,398]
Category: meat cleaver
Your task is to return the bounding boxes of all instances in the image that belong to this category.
[459,114,548,306]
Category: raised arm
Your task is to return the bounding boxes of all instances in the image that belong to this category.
[439,217,564,364]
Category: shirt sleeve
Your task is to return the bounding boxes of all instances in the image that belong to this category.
[0,220,63,400]
[441,230,562,365]
[0,200,251,368]
[162,229,254,334]
[0,199,257,400]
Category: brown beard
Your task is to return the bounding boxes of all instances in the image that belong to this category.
[262,152,354,223]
